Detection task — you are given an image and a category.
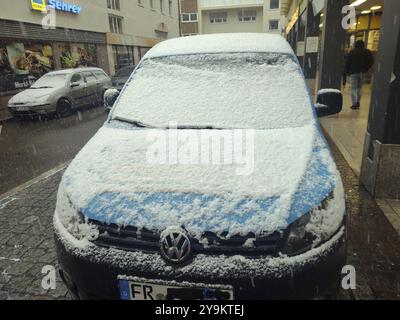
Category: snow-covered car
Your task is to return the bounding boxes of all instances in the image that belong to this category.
[54,33,347,300]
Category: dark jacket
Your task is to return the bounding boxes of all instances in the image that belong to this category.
[345,47,374,75]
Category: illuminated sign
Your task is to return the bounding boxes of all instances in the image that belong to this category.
[31,0,47,12]
[31,0,82,14]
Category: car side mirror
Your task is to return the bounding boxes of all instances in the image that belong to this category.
[315,89,343,117]
[70,82,80,88]
[104,89,120,112]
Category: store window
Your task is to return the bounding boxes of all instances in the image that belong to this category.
[270,0,279,9]
[182,13,198,22]
[112,45,135,71]
[210,12,227,24]
[0,41,54,92]
[109,15,123,34]
[238,9,257,22]
[59,43,98,69]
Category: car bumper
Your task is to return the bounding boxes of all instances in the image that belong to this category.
[54,215,347,300]
[8,104,55,116]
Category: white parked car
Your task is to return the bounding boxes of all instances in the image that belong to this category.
[54,33,346,300]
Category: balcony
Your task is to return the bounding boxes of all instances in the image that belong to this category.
[199,0,264,10]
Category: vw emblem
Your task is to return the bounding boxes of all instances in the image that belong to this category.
[160,227,192,264]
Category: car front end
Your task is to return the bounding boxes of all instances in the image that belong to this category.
[7,92,57,117]
[53,124,347,301]
[54,188,346,300]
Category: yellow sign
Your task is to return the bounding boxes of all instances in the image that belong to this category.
[31,0,47,12]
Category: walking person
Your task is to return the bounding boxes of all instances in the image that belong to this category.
[345,40,374,110]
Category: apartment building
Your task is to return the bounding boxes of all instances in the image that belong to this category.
[197,0,284,34]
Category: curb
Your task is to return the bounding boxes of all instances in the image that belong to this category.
[0,161,70,203]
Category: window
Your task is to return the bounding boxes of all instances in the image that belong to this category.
[269,19,279,30]
[270,0,279,9]
[209,12,227,24]
[181,13,198,22]
[169,0,172,16]
[238,9,257,22]
[93,70,108,80]
[107,0,120,10]
[71,73,83,83]
[109,15,123,34]
[83,72,97,82]
[112,45,135,70]
[160,0,164,13]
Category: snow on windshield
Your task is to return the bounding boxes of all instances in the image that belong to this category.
[112,53,314,130]
[31,73,68,88]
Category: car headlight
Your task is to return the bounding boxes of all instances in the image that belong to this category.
[34,95,51,105]
[283,183,346,256]
[55,187,99,242]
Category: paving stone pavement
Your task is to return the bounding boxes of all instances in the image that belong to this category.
[0,139,399,300]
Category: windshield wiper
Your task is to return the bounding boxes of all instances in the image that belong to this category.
[113,117,154,128]
[171,125,223,130]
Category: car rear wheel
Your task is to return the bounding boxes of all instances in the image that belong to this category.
[56,98,72,118]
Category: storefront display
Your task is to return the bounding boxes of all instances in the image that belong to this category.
[0,42,54,92]
[59,43,98,69]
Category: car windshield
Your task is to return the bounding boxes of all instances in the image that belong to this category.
[115,66,135,78]
[112,53,314,130]
[31,73,68,89]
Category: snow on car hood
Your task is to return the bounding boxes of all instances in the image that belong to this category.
[60,123,336,237]
[10,88,55,104]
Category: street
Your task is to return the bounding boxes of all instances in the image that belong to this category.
[0,116,399,299]
[0,106,107,195]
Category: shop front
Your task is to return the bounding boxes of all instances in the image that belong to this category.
[0,19,107,121]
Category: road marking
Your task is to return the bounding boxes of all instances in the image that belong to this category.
[0,161,70,202]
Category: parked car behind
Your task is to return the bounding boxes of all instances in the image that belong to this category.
[54,33,346,300]
[112,65,136,92]
[7,67,111,118]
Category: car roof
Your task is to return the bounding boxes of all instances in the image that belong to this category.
[47,67,104,75]
[144,33,295,60]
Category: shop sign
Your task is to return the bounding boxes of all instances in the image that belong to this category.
[297,41,305,57]
[306,37,319,54]
[31,0,82,14]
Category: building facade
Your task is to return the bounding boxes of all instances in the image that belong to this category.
[0,0,179,93]
[0,0,180,121]
[197,0,284,35]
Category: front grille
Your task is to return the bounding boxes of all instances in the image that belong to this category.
[90,220,283,257]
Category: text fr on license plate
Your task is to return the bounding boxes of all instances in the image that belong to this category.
[118,276,234,301]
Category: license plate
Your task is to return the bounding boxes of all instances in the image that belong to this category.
[16,106,30,111]
[118,276,234,301]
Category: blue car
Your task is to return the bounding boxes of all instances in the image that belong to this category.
[54,33,347,300]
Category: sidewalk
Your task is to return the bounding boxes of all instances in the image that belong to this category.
[320,84,400,237]
[0,138,400,299]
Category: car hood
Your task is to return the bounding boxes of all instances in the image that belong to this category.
[10,88,56,103]
[60,123,339,237]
